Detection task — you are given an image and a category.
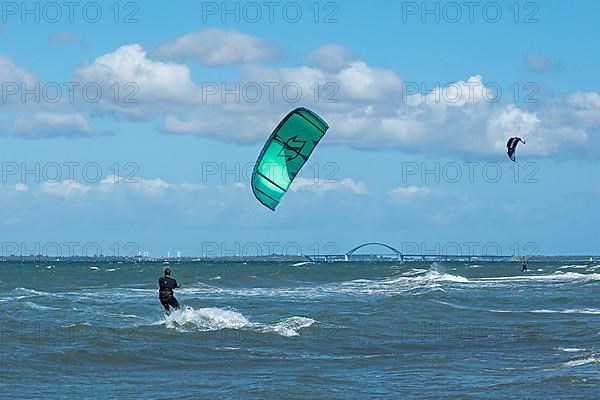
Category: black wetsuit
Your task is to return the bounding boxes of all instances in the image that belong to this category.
[158,276,180,312]
[522,263,528,271]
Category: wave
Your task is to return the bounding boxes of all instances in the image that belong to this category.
[22,301,60,310]
[563,356,599,368]
[14,287,55,296]
[171,269,469,299]
[160,307,316,337]
[292,262,312,267]
[529,308,600,315]
[389,270,469,284]
[432,301,600,315]
[262,316,316,337]
[478,272,600,283]
[559,265,589,269]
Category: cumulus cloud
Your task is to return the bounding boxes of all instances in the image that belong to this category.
[523,53,564,73]
[0,113,111,139]
[98,176,205,197]
[335,61,402,101]
[308,44,356,71]
[158,67,600,158]
[74,44,200,115]
[155,29,279,65]
[388,186,432,202]
[0,56,39,110]
[241,59,402,103]
[90,40,597,159]
[290,178,368,194]
[0,56,37,83]
[4,36,597,159]
[42,181,91,198]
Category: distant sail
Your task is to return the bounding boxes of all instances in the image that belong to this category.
[252,108,329,210]
[507,136,525,162]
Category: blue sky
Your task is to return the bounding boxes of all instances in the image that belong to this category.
[0,0,598,257]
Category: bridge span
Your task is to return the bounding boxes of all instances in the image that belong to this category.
[305,242,513,263]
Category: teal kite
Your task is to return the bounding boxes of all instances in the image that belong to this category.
[251,107,329,210]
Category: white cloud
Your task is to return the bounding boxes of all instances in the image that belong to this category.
[33,177,208,200]
[155,29,278,66]
[99,176,205,197]
[291,178,368,194]
[0,113,111,139]
[335,61,402,101]
[163,111,276,143]
[241,60,402,103]
[157,65,600,159]
[0,56,39,110]
[308,45,356,71]
[42,181,91,198]
[388,186,432,202]
[74,44,200,115]
[2,37,590,159]
[0,55,36,83]
[523,53,563,73]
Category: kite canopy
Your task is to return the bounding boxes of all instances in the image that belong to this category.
[506,136,525,162]
[251,107,329,210]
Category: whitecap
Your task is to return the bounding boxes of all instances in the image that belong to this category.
[530,308,600,315]
[563,357,599,367]
[292,262,312,267]
[163,307,251,331]
[22,301,59,310]
[159,307,315,337]
[262,316,316,337]
[14,287,53,296]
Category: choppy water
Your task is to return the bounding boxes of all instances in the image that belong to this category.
[1,261,598,399]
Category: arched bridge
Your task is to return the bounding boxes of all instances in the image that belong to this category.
[346,242,403,257]
[304,242,513,263]
[304,242,404,262]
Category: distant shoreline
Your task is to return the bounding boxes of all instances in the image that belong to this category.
[0,255,597,263]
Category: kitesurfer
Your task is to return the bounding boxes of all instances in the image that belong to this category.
[522,261,528,272]
[158,267,180,313]
[507,137,525,162]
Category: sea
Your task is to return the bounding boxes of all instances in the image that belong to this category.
[0,261,598,399]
